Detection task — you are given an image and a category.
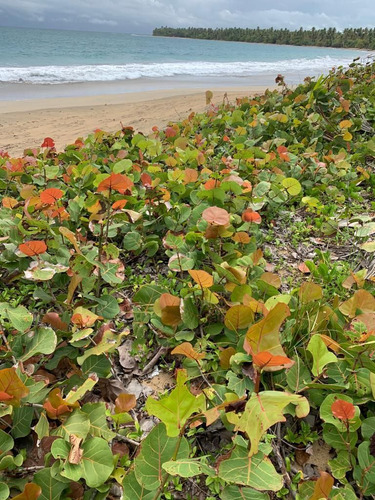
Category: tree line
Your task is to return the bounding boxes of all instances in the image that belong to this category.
[153,26,375,50]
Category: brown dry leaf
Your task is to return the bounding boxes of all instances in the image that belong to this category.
[309,471,334,500]
[115,393,137,413]
[68,434,83,465]
[171,342,206,361]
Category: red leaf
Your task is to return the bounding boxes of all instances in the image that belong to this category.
[41,137,55,148]
[97,173,133,194]
[331,399,355,420]
[252,351,293,370]
[40,188,64,205]
[277,145,290,161]
[19,240,47,256]
[242,209,262,224]
[141,172,152,188]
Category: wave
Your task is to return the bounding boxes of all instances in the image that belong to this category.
[0,56,360,84]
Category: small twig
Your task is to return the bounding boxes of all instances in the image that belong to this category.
[115,433,140,447]
[140,346,169,376]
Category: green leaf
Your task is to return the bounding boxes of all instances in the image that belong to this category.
[281,177,302,196]
[358,441,375,484]
[0,428,13,457]
[181,297,199,330]
[134,423,189,490]
[286,357,312,392]
[34,412,49,440]
[218,445,283,491]
[12,406,34,438]
[77,330,127,365]
[0,483,9,500]
[65,375,98,404]
[307,334,337,376]
[122,471,156,500]
[20,327,57,361]
[227,391,309,456]
[94,295,120,319]
[162,458,214,478]
[0,303,33,332]
[323,424,357,451]
[82,402,116,441]
[145,370,205,437]
[81,437,114,487]
[52,409,91,439]
[34,468,68,500]
[123,231,142,251]
[329,450,351,480]
[330,487,358,500]
[221,485,269,500]
[362,417,375,440]
[81,355,112,378]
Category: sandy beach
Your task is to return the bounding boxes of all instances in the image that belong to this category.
[0,86,269,156]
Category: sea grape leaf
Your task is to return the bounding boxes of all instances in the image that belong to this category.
[0,428,13,457]
[122,471,155,500]
[307,334,337,376]
[281,177,302,196]
[82,402,116,441]
[20,327,57,361]
[309,471,334,500]
[0,483,9,500]
[162,458,214,478]
[134,423,189,490]
[298,282,323,304]
[218,445,283,491]
[225,305,254,331]
[52,409,91,439]
[226,391,309,456]
[0,303,33,332]
[0,368,29,405]
[181,297,199,329]
[320,394,361,432]
[171,342,205,361]
[339,289,375,317]
[12,406,34,438]
[145,369,205,437]
[12,483,42,500]
[77,330,127,364]
[65,375,98,404]
[80,437,114,487]
[188,269,214,288]
[244,303,292,371]
[34,412,49,440]
[329,450,351,480]
[34,468,68,500]
[221,485,269,500]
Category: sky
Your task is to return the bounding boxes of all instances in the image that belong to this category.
[1,0,374,34]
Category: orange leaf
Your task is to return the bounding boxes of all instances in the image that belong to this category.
[320,334,340,353]
[115,393,137,413]
[43,388,79,419]
[0,368,29,406]
[97,173,134,194]
[298,262,310,274]
[19,240,47,256]
[252,351,293,370]
[242,209,262,224]
[13,483,42,500]
[40,188,64,205]
[277,145,290,161]
[112,199,128,210]
[204,179,220,190]
[331,399,355,421]
[171,342,206,361]
[2,197,18,208]
[202,206,230,226]
[309,471,334,500]
[184,168,198,184]
[188,269,214,288]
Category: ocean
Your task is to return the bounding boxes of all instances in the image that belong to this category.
[0,26,370,99]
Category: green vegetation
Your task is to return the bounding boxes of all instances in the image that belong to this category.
[0,59,375,499]
[153,26,375,49]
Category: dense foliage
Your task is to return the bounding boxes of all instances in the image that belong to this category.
[153,26,375,49]
[0,59,375,500]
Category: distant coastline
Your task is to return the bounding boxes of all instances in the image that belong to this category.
[153,26,375,51]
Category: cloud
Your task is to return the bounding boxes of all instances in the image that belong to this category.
[1,0,375,33]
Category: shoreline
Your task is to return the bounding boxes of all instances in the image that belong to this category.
[0,86,269,156]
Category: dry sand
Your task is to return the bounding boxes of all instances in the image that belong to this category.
[0,86,268,156]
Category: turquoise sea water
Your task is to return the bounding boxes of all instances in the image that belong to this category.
[0,26,370,98]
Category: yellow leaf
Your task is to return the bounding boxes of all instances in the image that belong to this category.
[225,305,254,331]
[171,342,205,361]
[339,119,353,129]
[343,131,352,141]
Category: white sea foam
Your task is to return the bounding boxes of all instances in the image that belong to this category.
[0,56,362,84]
